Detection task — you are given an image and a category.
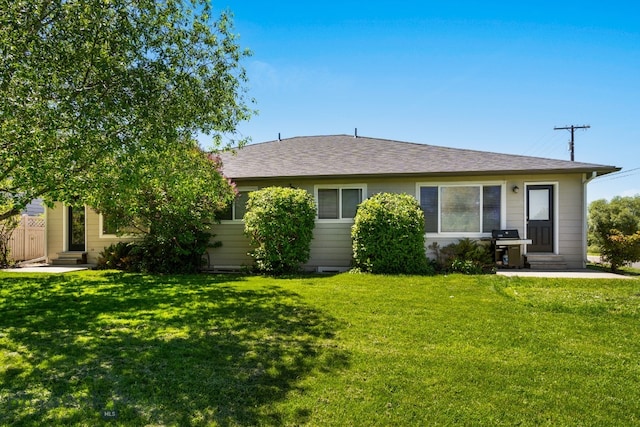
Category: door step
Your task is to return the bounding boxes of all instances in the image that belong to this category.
[526,254,567,270]
[52,252,88,265]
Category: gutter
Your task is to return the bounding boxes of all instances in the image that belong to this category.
[229,167,621,182]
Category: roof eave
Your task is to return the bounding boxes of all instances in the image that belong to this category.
[227,166,622,181]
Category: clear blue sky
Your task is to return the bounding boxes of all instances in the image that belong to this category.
[214,1,640,203]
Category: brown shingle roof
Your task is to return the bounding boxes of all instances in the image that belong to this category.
[219,134,620,180]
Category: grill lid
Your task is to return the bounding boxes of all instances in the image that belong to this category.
[492,229,520,239]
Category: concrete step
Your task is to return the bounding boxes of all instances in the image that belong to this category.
[52,252,87,265]
[526,254,567,270]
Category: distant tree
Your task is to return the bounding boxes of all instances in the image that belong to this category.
[588,196,640,272]
[0,0,252,220]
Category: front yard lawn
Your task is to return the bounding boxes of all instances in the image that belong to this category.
[1,271,639,426]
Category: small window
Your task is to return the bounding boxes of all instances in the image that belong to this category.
[316,185,365,220]
[219,189,254,221]
[420,186,438,233]
[102,214,119,235]
[100,213,139,236]
[341,189,362,218]
[318,189,339,219]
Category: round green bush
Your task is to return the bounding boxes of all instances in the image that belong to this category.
[244,187,316,275]
[351,192,432,274]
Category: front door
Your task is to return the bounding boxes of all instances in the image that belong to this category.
[67,206,86,252]
[527,185,554,252]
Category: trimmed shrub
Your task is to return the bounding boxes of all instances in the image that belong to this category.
[600,229,640,273]
[244,187,316,275]
[351,192,432,274]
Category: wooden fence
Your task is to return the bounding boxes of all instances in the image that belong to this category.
[9,215,45,262]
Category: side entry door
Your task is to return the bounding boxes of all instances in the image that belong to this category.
[527,185,554,252]
[67,206,86,252]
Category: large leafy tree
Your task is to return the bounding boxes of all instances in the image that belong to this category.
[0,0,251,220]
[588,196,640,272]
[93,143,237,273]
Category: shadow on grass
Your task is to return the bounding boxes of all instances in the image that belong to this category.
[0,272,348,426]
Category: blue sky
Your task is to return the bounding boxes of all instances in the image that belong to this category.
[214,1,639,203]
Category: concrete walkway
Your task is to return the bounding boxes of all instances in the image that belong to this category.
[1,264,635,279]
[2,264,91,274]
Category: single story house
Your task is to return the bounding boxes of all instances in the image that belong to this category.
[45,134,619,270]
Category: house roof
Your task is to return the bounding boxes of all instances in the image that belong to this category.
[219,134,620,180]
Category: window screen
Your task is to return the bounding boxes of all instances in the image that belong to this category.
[318,189,339,219]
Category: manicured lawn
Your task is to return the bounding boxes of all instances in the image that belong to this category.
[1,271,639,426]
[588,262,640,277]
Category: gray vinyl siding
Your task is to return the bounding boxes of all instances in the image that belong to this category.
[309,223,353,269]
[206,223,252,268]
[45,203,65,263]
[207,173,589,270]
[46,203,138,264]
[46,173,589,270]
[556,175,586,268]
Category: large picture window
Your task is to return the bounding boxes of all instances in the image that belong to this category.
[316,185,365,220]
[419,183,503,234]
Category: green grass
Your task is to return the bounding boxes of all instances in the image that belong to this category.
[588,262,640,276]
[1,271,639,426]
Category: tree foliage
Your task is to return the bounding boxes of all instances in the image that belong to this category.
[92,144,236,273]
[0,0,252,220]
[351,192,432,275]
[588,196,640,272]
[0,205,19,268]
[243,187,316,275]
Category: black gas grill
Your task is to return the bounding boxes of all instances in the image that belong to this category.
[492,229,520,240]
[491,229,529,268]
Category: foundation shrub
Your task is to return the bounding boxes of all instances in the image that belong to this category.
[351,192,432,275]
[244,187,316,275]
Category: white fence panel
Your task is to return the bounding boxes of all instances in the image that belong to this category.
[8,215,45,262]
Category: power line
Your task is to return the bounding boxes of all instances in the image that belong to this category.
[554,125,590,161]
[522,130,564,158]
[595,167,640,182]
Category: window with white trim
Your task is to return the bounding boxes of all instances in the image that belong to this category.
[99,213,141,237]
[315,185,365,220]
[419,183,503,234]
[101,213,119,236]
[218,188,255,221]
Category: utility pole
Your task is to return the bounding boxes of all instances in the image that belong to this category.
[554,125,590,161]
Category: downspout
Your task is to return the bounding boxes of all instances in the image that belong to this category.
[582,171,598,267]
